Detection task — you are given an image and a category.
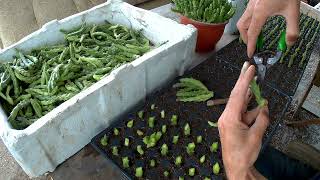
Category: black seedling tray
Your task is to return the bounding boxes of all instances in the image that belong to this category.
[91,56,291,180]
[218,14,320,96]
[216,39,320,97]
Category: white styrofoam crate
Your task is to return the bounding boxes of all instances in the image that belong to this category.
[315,3,320,11]
[0,0,197,177]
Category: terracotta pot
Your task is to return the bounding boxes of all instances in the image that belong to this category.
[180,15,227,53]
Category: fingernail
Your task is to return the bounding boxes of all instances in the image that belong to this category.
[241,61,250,74]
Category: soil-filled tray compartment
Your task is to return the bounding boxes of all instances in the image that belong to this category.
[217,14,320,96]
[307,0,320,7]
[92,58,291,180]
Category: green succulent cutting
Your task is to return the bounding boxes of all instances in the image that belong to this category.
[213,162,220,175]
[143,131,162,148]
[0,22,151,130]
[187,142,196,155]
[250,79,266,107]
[161,143,169,156]
[122,157,130,168]
[175,156,183,166]
[150,159,156,167]
[135,167,143,178]
[174,78,214,102]
[100,134,108,146]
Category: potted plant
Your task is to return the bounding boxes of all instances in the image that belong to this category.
[172,0,235,52]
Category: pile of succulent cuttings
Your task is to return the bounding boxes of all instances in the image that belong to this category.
[0,22,152,130]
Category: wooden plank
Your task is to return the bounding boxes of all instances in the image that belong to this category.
[302,85,320,117]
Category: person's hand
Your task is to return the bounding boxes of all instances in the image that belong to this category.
[237,0,300,58]
[218,62,269,180]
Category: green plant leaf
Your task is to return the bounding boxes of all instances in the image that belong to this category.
[127,120,134,128]
[135,167,143,178]
[208,120,218,127]
[184,123,191,136]
[150,159,156,167]
[162,125,167,133]
[161,144,169,156]
[122,157,130,168]
[213,162,220,175]
[112,146,119,156]
[160,110,165,118]
[173,135,179,144]
[138,110,144,119]
[175,156,183,166]
[196,135,203,143]
[100,134,108,146]
[114,128,119,136]
[171,115,178,125]
[200,155,206,164]
[124,138,130,147]
[137,145,144,155]
[250,80,266,107]
[164,171,170,177]
[210,142,219,153]
[187,142,196,155]
[188,167,196,176]
[137,130,144,136]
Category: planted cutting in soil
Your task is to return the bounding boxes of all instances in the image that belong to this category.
[92,57,290,179]
[216,14,320,96]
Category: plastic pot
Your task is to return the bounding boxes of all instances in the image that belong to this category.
[180,15,227,53]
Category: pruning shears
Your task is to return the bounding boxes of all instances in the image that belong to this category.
[253,31,287,82]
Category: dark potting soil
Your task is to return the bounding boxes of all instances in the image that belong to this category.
[308,0,320,6]
[92,57,290,180]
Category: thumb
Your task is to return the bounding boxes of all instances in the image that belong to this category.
[250,106,270,140]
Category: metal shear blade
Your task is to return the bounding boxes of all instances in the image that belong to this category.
[253,51,282,82]
[253,55,266,82]
[267,51,283,65]
[253,31,286,82]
